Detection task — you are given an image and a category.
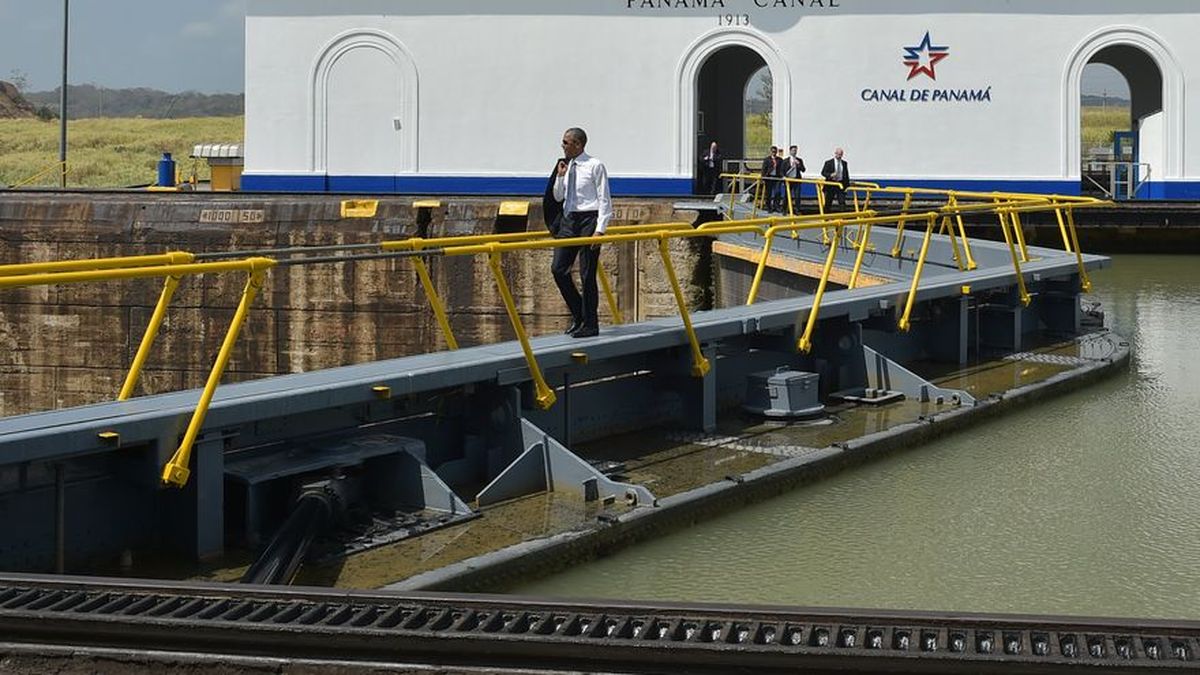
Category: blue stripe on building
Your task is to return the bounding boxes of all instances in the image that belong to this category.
[241,174,1200,200]
[242,175,693,197]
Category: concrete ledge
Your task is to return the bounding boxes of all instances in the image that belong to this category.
[392,331,1130,592]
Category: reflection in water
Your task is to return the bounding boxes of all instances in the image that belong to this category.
[511,256,1200,621]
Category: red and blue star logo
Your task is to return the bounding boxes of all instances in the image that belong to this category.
[902,32,950,81]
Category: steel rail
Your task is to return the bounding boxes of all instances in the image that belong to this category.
[0,573,1194,673]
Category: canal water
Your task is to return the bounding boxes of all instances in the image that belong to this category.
[511,255,1200,621]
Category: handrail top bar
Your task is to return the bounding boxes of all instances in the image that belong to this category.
[720,171,1107,205]
[380,222,694,252]
[0,251,196,277]
[0,257,277,290]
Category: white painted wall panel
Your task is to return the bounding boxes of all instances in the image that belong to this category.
[244,0,1200,195]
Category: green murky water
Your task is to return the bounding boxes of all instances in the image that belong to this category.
[512,255,1200,621]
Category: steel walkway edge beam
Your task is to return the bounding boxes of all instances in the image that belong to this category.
[0,573,1195,673]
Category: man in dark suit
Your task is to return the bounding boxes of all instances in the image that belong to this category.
[783,145,806,214]
[698,140,722,194]
[760,146,783,212]
[820,147,850,212]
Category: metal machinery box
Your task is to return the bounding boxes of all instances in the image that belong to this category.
[192,143,244,191]
[743,368,825,419]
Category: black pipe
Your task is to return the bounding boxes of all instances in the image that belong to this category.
[54,463,65,574]
[562,371,571,450]
[240,491,332,585]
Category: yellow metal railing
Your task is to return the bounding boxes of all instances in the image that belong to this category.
[379,223,692,350]
[0,185,1105,487]
[8,161,68,189]
[0,255,277,488]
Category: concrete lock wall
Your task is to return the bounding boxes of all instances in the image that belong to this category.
[0,195,707,418]
[244,0,1200,197]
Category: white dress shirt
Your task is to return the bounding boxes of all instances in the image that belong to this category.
[553,152,614,234]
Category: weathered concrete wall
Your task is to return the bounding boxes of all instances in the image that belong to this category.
[0,193,707,417]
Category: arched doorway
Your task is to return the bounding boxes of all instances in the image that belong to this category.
[1080,49,1159,198]
[676,29,791,189]
[311,29,419,190]
[694,46,768,192]
[1064,28,1183,199]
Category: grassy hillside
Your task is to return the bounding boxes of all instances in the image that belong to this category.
[0,108,1130,189]
[0,116,242,188]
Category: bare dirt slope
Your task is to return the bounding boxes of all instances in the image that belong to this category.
[0,81,36,118]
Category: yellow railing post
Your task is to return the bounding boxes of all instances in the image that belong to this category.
[413,255,460,351]
[848,222,874,290]
[119,274,181,401]
[486,248,556,409]
[890,192,915,258]
[949,194,978,270]
[1065,207,1092,293]
[161,263,274,488]
[996,208,1033,307]
[1010,209,1031,262]
[940,215,966,272]
[657,237,710,377]
[746,224,778,306]
[597,262,624,325]
[898,215,938,332]
[797,222,843,354]
[1054,205,1073,253]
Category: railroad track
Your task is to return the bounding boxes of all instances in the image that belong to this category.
[0,573,1196,673]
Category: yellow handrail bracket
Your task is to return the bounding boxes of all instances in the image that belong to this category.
[486,249,556,410]
[162,261,276,487]
[657,237,710,378]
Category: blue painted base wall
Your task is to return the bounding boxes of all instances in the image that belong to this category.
[241,174,1200,200]
[243,175,691,196]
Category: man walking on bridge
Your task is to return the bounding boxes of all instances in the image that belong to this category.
[552,127,612,339]
[821,147,850,212]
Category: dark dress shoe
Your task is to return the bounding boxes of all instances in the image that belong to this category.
[565,320,584,335]
[571,326,599,338]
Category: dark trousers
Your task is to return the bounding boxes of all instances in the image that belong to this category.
[766,179,784,211]
[702,167,721,194]
[823,185,847,212]
[551,211,600,330]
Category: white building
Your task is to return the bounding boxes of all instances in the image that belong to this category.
[244,0,1199,198]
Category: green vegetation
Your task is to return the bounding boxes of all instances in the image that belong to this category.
[0,107,1129,188]
[745,113,771,160]
[1081,105,1132,151]
[743,106,1130,162]
[0,116,243,188]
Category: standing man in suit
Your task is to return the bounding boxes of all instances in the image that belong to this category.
[699,140,723,195]
[820,147,850,212]
[551,127,612,339]
[783,145,806,214]
[760,146,783,212]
